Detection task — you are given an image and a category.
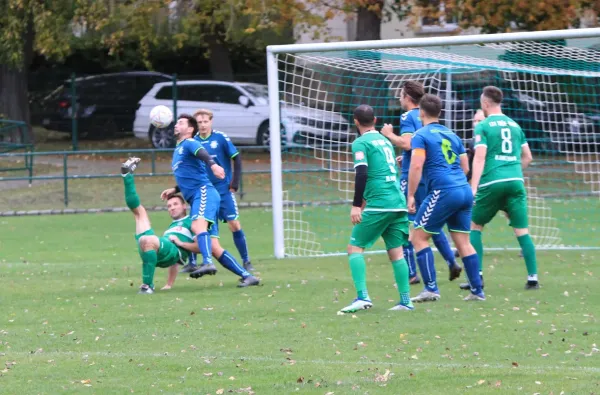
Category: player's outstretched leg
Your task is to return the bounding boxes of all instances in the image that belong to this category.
[198,238,260,287]
[137,235,161,294]
[431,230,462,281]
[339,245,373,314]
[515,228,539,290]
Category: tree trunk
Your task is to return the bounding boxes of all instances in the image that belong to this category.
[0,10,34,143]
[355,1,383,41]
[206,34,234,82]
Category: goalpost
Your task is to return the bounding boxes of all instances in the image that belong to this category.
[266,28,600,258]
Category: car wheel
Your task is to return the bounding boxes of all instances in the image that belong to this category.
[256,122,270,147]
[149,124,175,148]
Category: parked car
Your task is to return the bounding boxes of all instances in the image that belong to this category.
[40,72,173,139]
[133,80,351,148]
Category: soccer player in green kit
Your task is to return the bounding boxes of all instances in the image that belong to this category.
[339,104,414,314]
[121,157,195,294]
[469,86,539,290]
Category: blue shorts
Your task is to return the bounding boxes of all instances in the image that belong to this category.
[400,177,428,221]
[208,191,240,237]
[414,185,473,234]
[188,185,220,227]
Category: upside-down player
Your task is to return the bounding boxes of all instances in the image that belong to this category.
[381,81,462,286]
[469,86,538,290]
[120,157,194,294]
[407,94,484,302]
[339,104,414,314]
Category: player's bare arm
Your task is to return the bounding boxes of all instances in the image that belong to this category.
[470,146,487,196]
[230,154,242,192]
[459,153,470,175]
[168,235,201,253]
[407,148,425,214]
[161,265,179,290]
[380,124,411,150]
[521,143,533,169]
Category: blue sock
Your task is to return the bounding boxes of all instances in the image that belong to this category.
[217,250,250,278]
[196,232,212,265]
[416,247,438,292]
[462,254,483,295]
[189,252,197,266]
[432,232,457,267]
[233,230,250,263]
[404,242,417,278]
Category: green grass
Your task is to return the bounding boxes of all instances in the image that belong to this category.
[1,210,599,394]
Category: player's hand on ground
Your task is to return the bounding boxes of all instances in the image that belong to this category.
[407,196,416,214]
[211,164,225,179]
[351,206,362,225]
[380,123,394,138]
[161,188,176,201]
[161,284,172,291]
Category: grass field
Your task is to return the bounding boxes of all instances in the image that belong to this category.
[1,209,599,394]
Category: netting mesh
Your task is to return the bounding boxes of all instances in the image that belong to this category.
[275,38,600,256]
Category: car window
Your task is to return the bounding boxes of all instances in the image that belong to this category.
[204,85,243,104]
[155,86,173,100]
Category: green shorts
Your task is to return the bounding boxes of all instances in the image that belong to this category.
[135,229,182,268]
[349,210,409,250]
[472,180,528,229]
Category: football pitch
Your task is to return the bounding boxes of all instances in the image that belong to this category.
[1,209,599,394]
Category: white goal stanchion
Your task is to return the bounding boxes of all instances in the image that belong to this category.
[267,28,600,258]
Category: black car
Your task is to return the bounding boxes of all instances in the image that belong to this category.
[40,71,173,139]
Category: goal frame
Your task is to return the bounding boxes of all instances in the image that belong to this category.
[266,27,600,259]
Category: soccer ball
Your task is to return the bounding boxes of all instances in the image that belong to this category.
[149,105,173,129]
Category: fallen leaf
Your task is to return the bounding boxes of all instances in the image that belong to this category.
[229,376,235,380]
[512,362,519,367]
[494,380,502,388]
[81,379,91,384]
[296,377,304,383]
[477,379,485,385]
[216,389,224,395]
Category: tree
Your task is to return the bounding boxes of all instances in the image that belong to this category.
[434,0,596,34]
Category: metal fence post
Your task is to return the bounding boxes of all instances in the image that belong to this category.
[151,150,156,174]
[71,73,78,151]
[172,73,178,120]
[63,154,69,206]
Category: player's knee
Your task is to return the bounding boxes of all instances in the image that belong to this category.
[513,227,529,237]
[471,222,484,231]
[347,245,362,255]
[138,235,158,250]
[227,220,241,232]
[192,219,208,234]
[211,238,224,257]
[387,247,403,262]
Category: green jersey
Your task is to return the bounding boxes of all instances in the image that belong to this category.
[163,215,195,263]
[474,114,527,188]
[352,130,406,211]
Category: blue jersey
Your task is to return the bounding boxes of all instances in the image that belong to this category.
[400,108,422,178]
[194,130,239,195]
[411,123,468,191]
[171,138,214,202]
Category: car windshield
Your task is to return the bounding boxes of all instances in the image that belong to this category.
[241,84,268,99]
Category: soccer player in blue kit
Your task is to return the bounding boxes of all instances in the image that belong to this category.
[407,94,485,302]
[381,81,462,285]
[164,114,226,278]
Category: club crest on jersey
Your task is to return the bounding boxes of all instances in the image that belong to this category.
[178,147,184,155]
[210,141,219,149]
[355,151,365,160]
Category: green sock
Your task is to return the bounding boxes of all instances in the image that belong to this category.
[391,258,412,306]
[517,234,538,279]
[141,250,157,289]
[123,173,140,210]
[470,230,484,273]
[348,253,369,300]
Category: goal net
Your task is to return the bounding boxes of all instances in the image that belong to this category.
[267,29,600,258]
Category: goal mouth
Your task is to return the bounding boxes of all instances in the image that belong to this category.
[267,29,600,258]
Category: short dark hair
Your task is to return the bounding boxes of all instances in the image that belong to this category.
[419,94,442,118]
[167,194,185,205]
[353,104,375,127]
[178,114,198,135]
[402,81,425,104]
[482,86,503,104]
